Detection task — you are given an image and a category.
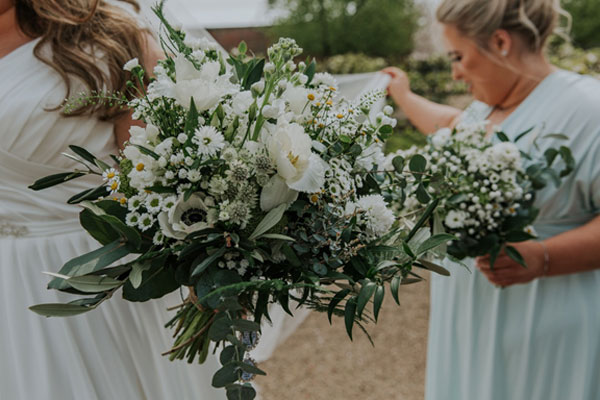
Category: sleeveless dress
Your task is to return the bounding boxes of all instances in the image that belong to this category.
[425,70,600,400]
[0,39,227,399]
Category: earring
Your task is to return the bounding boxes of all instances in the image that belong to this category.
[501,49,508,57]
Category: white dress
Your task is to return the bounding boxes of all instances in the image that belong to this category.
[426,70,600,400]
[0,39,227,399]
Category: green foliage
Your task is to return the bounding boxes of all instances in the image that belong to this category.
[320,53,388,74]
[268,0,419,58]
[563,0,600,49]
[549,43,600,77]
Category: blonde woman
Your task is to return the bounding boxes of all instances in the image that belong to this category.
[384,1,600,399]
[0,0,224,398]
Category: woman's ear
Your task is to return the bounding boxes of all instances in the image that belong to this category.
[490,29,512,57]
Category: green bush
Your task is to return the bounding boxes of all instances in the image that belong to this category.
[563,0,600,49]
[267,0,419,58]
[549,43,600,77]
[319,53,388,74]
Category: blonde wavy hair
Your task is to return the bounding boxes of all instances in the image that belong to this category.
[436,0,571,53]
[15,0,150,120]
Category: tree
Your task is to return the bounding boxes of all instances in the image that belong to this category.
[267,0,419,58]
[563,0,600,49]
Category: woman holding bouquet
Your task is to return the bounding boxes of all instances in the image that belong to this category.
[0,0,224,398]
[384,0,600,399]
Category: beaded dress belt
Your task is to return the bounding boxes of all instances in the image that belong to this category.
[0,218,81,238]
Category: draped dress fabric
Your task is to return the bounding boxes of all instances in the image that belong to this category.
[425,70,600,400]
[0,39,228,399]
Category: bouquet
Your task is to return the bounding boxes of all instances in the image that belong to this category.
[29,4,450,398]
[389,120,574,266]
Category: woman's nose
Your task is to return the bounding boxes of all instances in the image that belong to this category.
[451,63,462,81]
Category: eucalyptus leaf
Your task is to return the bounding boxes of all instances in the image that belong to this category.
[249,203,287,240]
[29,303,93,317]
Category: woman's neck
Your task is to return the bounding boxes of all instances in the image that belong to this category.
[0,7,33,58]
[496,53,555,111]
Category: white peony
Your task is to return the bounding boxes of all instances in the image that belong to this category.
[157,194,211,240]
[172,55,237,111]
[260,121,328,211]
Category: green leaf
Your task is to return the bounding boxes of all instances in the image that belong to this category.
[80,201,142,249]
[406,198,439,242]
[95,159,111,171]
[392,156,405,173]
[29,303,93,317]
[505,231,536,242]
[234,361,266,375]
[212,363,239,388]
[130,260,152,289]
[244,59,265,90]
[356,281,376,318]
[69,145,98,165]
[327,288,350,323]
[66,275,122,293]
[344,297,357,341]
[48,240,130,290]
[220,346,237,365]
[373,285,385,322]
[249,203,287,240]
[417,234,455,255]
[495,131,510,142]
[391,275,402,305]
[409,154,427,173]
[379,125,393,135]
[374,260,399,272]
[238,41,247,54]
[280,243,301,268]
[191,247,227,277]
[513,126,534,142]
[416,259,450,276]
[231,319,261,332]
[416,183,431,203]
[209,316,234,342]
[259,233,295,242]
[542,133,569,141]
[304,59,316,85]
[226,384,256,400]
[29,172,86,191]
[122,265,180,302]
[558,146,575,177]
[505,245,527,268]
[133,145,160,160]
[67,186,107,204]
[544,148,559,167]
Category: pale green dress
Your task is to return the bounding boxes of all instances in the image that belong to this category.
[426,70,600,400]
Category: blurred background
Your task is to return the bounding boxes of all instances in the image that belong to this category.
[155,1,599,398]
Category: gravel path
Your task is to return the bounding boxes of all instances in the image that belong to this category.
[256,272,430,400]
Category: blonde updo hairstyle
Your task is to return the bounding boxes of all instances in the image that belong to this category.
[436,0,570,53]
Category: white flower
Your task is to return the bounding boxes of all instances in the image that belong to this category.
[353,195,395,237]
[128,195,145,211]
[262,99,286,119]
[129,124,160,146]
[383,105,394,116]
[432,127,452,148]
[153,231,165,245]
[312,72,337,88]
[158,194,211,239]
[138,214,155,232]
[251,81,265,95]
[172,55,237,111]
[260,120,328,211]
[444,210,468,229]
[187,169,202,182]
[232,91,254,116]
[193,126,225,157]
[145,194,163,214]
[123,58,139,71]
[489,142,521,168]
[126,212,141,227]
[282,85,311,116]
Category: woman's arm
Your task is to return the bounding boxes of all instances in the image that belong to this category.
[476,214,600,287]
[382,67,462,134]
[114,32,164,148]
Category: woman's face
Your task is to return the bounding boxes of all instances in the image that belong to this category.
[442,24,515,106]
[0,0,14,14]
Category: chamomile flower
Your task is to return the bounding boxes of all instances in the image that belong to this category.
[193,126,225,157]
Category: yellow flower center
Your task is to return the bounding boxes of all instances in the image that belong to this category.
[120,197,127,205]
[326,100,333,106]
[106,172,116,179]
[110,181,119,191]
[310,194,319,203]
[329,86,336,92]
[307,93,315,101]
[287,152,299,166]
[336,114,344,119]
[136,163,145,171]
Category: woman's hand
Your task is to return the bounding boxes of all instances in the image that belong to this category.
[475,241,546,287]
[382,66,411,102]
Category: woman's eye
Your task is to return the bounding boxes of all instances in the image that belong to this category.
[449,54,462,63]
